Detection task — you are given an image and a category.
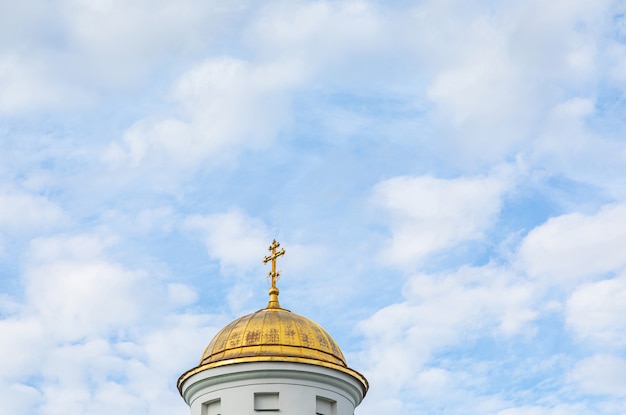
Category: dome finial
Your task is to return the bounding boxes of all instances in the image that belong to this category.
[263,239,285,309]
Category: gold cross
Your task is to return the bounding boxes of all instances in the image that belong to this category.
[263,239,285,288]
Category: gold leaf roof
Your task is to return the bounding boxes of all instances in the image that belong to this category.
[178,303,368,394]
[200,306,346,367]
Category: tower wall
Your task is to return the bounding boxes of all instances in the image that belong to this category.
[180,362,366,415]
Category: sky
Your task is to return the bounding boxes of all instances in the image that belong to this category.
[1,0,626,414]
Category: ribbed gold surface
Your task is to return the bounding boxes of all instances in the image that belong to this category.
[200,307,347,367]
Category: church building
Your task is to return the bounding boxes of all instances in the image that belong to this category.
[177,240,368,415]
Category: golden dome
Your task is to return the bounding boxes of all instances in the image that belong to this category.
[177,240,368,394]
[199,306,346,368]
[178,301,369,392]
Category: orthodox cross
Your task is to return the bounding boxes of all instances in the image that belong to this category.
[263,239,285,288]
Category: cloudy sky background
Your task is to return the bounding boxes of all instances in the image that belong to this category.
[1,0,626,414]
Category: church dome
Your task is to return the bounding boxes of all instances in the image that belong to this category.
[178,240,368,394]
[199,306,347,368]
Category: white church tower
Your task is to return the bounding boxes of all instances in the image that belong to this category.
[178,240,368,415]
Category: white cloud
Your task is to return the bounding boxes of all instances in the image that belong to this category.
[519,204,626,283]
[184,210,270,274]
[605,41,626,84]
[496,404,592,415]
[373,170,511,266]
[39,338,122,387]
[0,293,20,315]
[356,397,407,415]
[16,312,221,415]
[0,187,67,233]
[528,96,626,199]
[0,317,47,379]
[59,0,213,84]
[570,354,626,396]
[566,273,626,346]
[0,229,222,415]
[0,0,245,113]
[399,0,613,168]
[104,56,302,171]
[139,313,223,377]
[357,265,536,400]
[427,41,535,161]
[167,283,198,308]
[23,235,154,341]
[0,54,90,114]
[27,233,116,263]
[412,367,452,398]
[0,382,42,415]
[246,1,383,75]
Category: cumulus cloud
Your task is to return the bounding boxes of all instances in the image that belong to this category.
[0,0,242,113]
[0,382,41,415]
[0,230,216,415]
[23,234,154,341]
[528,96,626,199]
[58,0,224,84]
[0,187,67,233]
[569,354,626,396]
[246,1,383,76]
[357,265,537,400]
[184,210,270,274]
[0,317,47,379]
[167,283,199,308]
[412,0,612,166]
[0,54,91,114]
[104,56,302,171]
[373,170,511,266]
[566,273,626,346]
[518,204,626,283]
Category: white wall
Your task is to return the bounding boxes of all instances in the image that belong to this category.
[180,362,366,415]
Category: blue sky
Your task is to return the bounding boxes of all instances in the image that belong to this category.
[1,1,626,414]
